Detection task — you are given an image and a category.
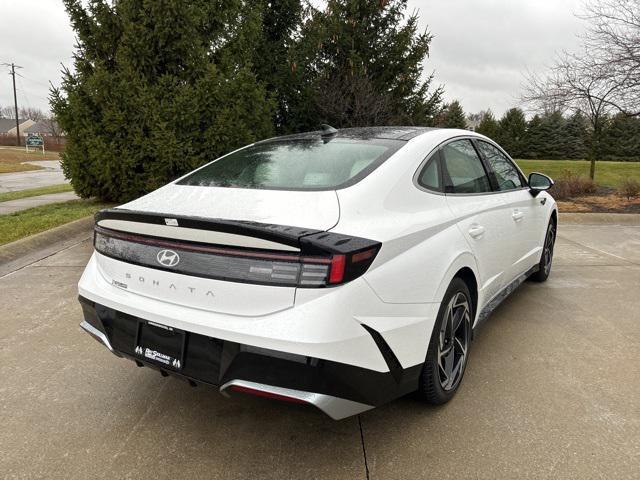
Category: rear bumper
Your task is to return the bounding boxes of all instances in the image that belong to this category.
[79,296,422,419]
[79,252,438,371]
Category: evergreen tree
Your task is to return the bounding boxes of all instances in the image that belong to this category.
[537,111,566,159]
[441,100,467,129]
[51,0,274,202]
[290,0,443,128]
[523,115,545,159]
[252,0,304,133]
[497,108,527,158]
[563,111,589,159]
[601,113,640,160]
[475,110,500,140]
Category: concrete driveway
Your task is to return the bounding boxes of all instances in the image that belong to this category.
[1,218,639,479]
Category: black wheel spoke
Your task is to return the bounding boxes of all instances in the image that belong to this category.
[437,291,471,391]
[542,225,556,275]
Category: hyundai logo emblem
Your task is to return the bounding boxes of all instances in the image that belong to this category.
[157,249,180,267]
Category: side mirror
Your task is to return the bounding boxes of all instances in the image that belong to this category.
[528,172,554,197]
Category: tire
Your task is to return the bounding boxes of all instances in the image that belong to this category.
[530,219,556,283]
[417,277,473,404]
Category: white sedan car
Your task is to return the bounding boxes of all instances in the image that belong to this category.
[78,126,557,419]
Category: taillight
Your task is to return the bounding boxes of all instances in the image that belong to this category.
[328,255,346,284]
[94,226,380,288]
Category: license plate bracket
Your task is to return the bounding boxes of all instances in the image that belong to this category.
[134,320,186,371]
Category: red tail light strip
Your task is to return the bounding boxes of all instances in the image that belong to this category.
[94,226,330,264]
[94,224,380,288]
[328,255,346,284]
[230,385,308,405]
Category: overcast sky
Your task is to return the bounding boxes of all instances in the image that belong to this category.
[0,0,586,118]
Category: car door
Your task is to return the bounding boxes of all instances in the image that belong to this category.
[440,139,511,303]
[475,140,540,281]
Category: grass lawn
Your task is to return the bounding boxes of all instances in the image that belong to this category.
[0,147,61,174]
[515,159,640,189]
[0,199,108,246]
[0,184,73,203]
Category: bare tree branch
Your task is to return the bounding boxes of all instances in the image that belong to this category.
[578,0,640,115]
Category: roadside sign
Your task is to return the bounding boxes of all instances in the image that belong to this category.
[25,134,45,154]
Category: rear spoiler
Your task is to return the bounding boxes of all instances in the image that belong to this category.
[94,208,379,256]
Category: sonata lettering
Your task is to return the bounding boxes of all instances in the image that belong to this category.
[120,273,215,299]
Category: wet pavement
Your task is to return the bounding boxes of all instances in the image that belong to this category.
[1,219,638,479]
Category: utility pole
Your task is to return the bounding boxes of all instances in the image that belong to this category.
[2,62,23,146]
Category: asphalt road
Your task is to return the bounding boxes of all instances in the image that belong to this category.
[0,161,68,193]
[0,192,79,215]
[1,219,639,479]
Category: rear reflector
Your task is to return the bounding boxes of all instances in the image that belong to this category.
[230,385,308,404]
[93,223,380,288]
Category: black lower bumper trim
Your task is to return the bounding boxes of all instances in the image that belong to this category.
[79,296,421,407]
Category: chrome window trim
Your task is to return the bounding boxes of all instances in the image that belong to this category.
[413,135,531,197]
[474,138,529,189]
[438,136,495,196]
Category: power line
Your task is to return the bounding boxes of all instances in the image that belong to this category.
[15,73,51,104]
[16,75,32,110]
[16,71,51,89]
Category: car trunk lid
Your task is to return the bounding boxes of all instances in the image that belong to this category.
[92,186,340,316]
[119,184,341,232]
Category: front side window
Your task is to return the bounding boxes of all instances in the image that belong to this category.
[177,138,402,190]
[441,139,492,194]
[477,141,524,191]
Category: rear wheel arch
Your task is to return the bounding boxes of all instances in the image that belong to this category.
[434,252,479,307]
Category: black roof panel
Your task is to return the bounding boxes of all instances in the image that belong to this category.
[256,126,439,144]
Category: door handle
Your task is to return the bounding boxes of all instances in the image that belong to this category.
[512,210,524,221]
[468,225,485,239]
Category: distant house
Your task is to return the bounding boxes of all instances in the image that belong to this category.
[0,118,36,136]
[466,118,481,132]
[23,120,63,138]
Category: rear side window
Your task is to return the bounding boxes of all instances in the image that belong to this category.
[477,141,524,191]
[441,139,492,194]
[417,154,442,192]
[177,139,402,190]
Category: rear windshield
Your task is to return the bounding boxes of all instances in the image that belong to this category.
[177,138,403,190]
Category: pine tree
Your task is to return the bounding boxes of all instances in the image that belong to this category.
[497,108,527,158]
[538,111,566,159]
[51,0,274,202]
[475,110,500,140]
[601,113,640,160]
[523,115,544,159]
[441,100,467,129]
[290,0,443,128]
[563,111,589,159]
[252,0,304,133]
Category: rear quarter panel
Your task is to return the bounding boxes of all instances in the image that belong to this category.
[333,133,480,306]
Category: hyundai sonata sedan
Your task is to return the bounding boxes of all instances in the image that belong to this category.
[78,126,557,419]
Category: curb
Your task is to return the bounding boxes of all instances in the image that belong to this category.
[559,212,640,225]
[0,216,94,277]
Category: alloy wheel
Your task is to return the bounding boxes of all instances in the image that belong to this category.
[437,292,471,391]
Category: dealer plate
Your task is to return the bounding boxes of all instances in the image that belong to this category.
[134,320,185,370]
